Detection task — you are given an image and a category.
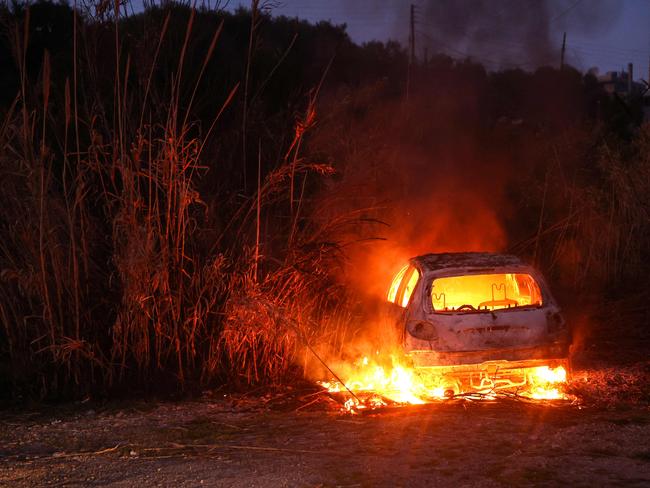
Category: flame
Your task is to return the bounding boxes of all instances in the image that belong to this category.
[319,355,569,412]
[319,354,447,411]
[527,365,567,400]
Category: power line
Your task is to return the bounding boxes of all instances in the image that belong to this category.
[550,0,584,22]
[415,28,649,62]
[417,31,533,69]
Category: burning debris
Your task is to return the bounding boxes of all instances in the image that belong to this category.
[318,354,571,414]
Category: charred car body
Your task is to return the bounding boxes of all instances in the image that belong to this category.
[387,252,571,394]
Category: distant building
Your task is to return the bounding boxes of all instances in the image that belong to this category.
[596,64,650,123]
[597,70,644,97]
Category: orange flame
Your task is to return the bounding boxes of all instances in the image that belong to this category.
[527,365,567,400]
[319,355,569,412]
[320,354,446,409]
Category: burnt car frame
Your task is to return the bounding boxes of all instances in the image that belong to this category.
[386,252,571,393]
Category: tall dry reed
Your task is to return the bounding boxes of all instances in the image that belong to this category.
[0,3,351,399]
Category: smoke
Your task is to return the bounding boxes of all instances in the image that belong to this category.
[306,3,622,305]
[272,1,623,70]
[416,0,621,68]
[311,85,513,303]
[341,177,508,301]
[334,0,622,69]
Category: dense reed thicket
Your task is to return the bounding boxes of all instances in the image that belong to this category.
[0,1,648,400]
[0,2,364,399]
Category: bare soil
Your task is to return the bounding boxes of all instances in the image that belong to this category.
[1,368,650,487]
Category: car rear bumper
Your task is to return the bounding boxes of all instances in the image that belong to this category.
[406,341,570,368]
[410,356,571,396]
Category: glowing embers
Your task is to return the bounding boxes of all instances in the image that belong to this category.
[387,265,420,308]
[460,365,568,400]
[319,356,570,413]
[431,273,542,312]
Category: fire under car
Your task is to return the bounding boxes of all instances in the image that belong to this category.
[386,252,572,396]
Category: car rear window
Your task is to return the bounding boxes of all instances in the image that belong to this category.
[431,273,542,313]
[387,265,420,308]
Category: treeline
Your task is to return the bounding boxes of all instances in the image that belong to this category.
[0,1,647,400]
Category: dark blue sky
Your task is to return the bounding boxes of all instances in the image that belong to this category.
[232,0,650,79]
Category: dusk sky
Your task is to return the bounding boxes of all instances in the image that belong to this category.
[231,0,650,80]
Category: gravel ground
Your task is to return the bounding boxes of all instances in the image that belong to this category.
[1,387,650,487]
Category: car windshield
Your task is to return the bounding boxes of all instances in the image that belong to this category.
[431,273,542,313]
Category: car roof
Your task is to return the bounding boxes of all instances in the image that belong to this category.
[411,252,526,272]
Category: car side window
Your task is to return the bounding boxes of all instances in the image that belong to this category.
[387,265,408,303]
[388,265,420,308]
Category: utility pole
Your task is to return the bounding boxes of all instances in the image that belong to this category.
[628,62,634,95]
[560,32,566,70]
[406,4,415,103]
[409,4,416,65]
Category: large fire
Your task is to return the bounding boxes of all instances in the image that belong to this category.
[319,353,569,413]
[319,257,572,413]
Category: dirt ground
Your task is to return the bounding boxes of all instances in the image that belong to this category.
[2,368,650,488]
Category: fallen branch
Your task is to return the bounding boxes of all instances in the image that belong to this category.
[141,442,343,456]
[3,444,122,462]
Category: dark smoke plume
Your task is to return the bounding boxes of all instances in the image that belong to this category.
[336,0,622,69]
[415,0,620,68]
[306,1,621,303]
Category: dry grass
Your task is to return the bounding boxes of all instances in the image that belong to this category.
[568,362,650,407]
[512,126,650,291]
[0,4,352,399]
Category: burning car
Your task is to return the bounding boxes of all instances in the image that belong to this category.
[386,252,571,396]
